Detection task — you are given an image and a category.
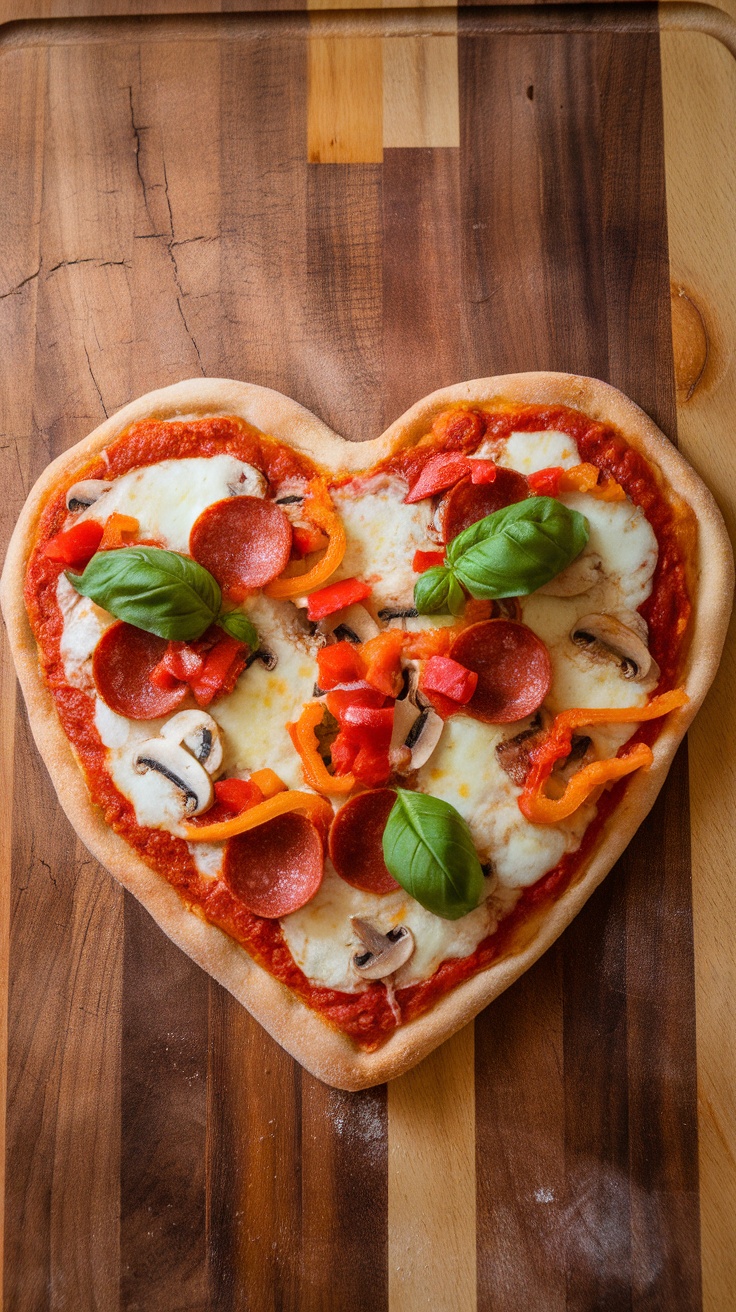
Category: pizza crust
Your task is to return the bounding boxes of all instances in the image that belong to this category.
[1,373,732,1090]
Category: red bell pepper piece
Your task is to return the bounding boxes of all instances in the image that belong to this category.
[42,519,104,569]
[469,459,497,485]
[331,728,392,786]
[352,742,392,787]
[420,655,478,705]
[326,687,387,717]
[339,704,394,750]
[153,642,206,686]
[412,548,446,573]
[189,633,247,706]
[149,662,182,692]
[317,641,365,690]
[292,525,329,557]
[306,576,372,622]
[330,731,359,776]
[528,466,563,496]
[404,452,473,504]
[213,777,264,816]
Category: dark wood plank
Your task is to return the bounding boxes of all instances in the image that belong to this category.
[120,898,209,1312]
[474,951,567,1311]
[304,163,384,442]
[382,147,462,426]
[462,18,701,1310]
[300,1077,387,1312]
[219,31,309,404]
[207,993,302,1312]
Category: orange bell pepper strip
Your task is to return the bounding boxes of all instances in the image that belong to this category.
[559,463,626,501]
[519,687,689,824]
[288,701,355,794]
[265,482,346,600]
[249,768,287,799]
[559,462,600,493]
[520,743,654,823]
[592,477,627,502]
[183,787,333,842]
[100,513,140,550]
[360,630,405,696]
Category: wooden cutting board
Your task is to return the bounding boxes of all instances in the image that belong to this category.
[0,4,734,1309]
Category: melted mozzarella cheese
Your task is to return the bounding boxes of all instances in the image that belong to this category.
[280,861,497,992]
[415,717,593,888]
[79,455,265,552]
[495,430,581,473]
[558,492,658,611]
[332,475,435,608]
[94,700,130,749]
[207,596,319,793]
[57,575,114,689]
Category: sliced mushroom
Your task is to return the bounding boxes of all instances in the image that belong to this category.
[388,664,444,773]
[545,735,595,799]
[319,603,380,645]
[226,462,268,498]
[351,918,415,980]
[389,695,422,771]
[405,706,444,770]
[538,552,603,597]
[245,646,278,671]
[160,710,223,775]
[571,612,658,682]
[65,479,113,512]
[274,478,307,506]
[495,717,545,786]
[378,606,419,622]
[133,739,213,815]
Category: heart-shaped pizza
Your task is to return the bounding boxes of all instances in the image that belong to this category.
[2,373,732,1089]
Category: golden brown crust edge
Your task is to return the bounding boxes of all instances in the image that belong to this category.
[1,374,733,1091]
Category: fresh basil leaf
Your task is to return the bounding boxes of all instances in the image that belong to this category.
[382,789,485,921]
[448,497,589,599]
[67,546,222,641]
[446,573,466,617]
[414,566,455,615]
[218,610,259,650]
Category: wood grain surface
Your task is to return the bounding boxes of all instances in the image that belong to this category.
[0,4,734,1310]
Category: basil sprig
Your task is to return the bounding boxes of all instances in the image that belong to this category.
[414,567,466,617]
[382,789,485,920]
[67,546,258,648]
[414,496,589,614]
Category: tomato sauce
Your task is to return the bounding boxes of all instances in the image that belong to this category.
[24,407,692,1051]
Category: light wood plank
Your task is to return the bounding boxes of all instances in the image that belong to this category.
[660,18,736,1312]
[308,0,383,164]
[382,0,458,149]
[388,1024,476,1312]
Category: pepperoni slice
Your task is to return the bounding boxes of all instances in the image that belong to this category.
[439,468,528,544]
[223,812,324,918]
[449,620,551,724]
[93,622,189,719]
[329,789,400,895]
[189,497,292,599]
